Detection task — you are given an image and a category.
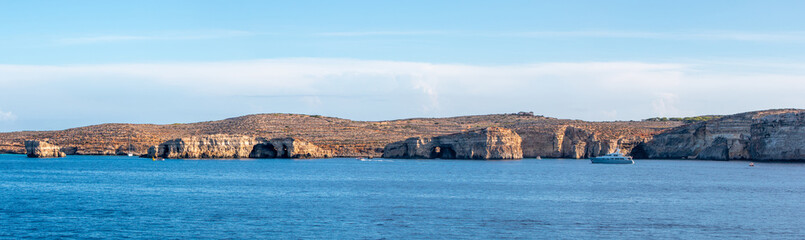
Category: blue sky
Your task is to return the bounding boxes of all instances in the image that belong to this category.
[1,1,805,131]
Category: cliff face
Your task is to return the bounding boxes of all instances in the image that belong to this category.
[382,127,523,160]
[24,140,66,158]
[749,112,805,160]
[382,137,436,159]
[516,125,633,159]
[639,109,805,160]
[146,135,329,159]
[148,135,256,159]
[250,137,330,159]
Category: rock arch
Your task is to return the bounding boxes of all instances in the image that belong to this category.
[433,145,456,159]
[279,144,291,158]
[249,143,278,158]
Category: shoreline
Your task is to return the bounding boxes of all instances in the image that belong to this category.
[4,153,804,163]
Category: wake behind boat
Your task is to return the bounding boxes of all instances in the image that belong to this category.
[590,149,634,164]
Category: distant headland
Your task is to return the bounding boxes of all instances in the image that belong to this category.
[3,109,804,161]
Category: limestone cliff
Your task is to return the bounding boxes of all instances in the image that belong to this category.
[146,135,329,159]
[249,137,330,158]
[24,140,66,158]
[750,112,805,160]
[147,135,256,159]
[382,137,436,159]
[516,125,633,159]
[637,109,805,160]
[382,127,523,160]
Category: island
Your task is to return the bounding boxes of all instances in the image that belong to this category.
[1,109,803,161]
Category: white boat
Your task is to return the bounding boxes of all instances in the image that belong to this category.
[590,149,634,164]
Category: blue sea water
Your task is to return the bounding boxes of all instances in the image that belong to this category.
[1,154,804,239]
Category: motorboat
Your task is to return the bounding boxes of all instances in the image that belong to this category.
[590,149,634,164]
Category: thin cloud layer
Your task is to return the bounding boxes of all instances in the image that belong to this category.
[317,30,805,42]
[52,30,805,45]
[0,110,16,121]
[56,30,256,45]
[0,58,803,131]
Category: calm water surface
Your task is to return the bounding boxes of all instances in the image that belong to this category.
[1,154,804,239]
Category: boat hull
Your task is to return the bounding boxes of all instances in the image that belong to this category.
[590,158,634,164]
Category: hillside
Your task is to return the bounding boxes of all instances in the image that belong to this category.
[0,113,682,157]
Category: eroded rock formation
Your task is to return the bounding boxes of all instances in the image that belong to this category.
[382,127,523,160]
[24,140,66,158]
[249,137,330,158]
[0,113,680,158]
[516,125,635,159]
[145,135,329,159]
[750,112,805,160]
[637,109,805,160]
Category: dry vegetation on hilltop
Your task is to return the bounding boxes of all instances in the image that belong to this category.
[0,113,682,157]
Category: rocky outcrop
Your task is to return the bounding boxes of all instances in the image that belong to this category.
[516,126,627,159]
[147,135,256,159]
[382,137,436,159]
[114,144,138,155]
[60,146,78,155]
[638,109,805,161]
[145,135,329,159]
[382,127,523,160]
[249,137,330,158]
[24,140,66,158]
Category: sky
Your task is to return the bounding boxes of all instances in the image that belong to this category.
[1,0,805,131]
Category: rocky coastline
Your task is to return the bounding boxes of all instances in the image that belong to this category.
[6,109,805,161]
[145,135,330,159]
[634,109,805,161]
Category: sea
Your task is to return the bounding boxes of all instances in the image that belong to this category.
[1,154,804,239]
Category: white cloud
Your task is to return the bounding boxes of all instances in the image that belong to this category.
[600,110,618,119]
[301,96,322,107]
[53,29,805,46]
[316,31,448,37]
[56,30,256,45]
[0,58,803,126]
[412,77,439,111]
[317,30,805,42]
[651,93,684,117]
[0,110,16,121]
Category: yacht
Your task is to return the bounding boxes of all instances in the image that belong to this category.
[590,149,634,164]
